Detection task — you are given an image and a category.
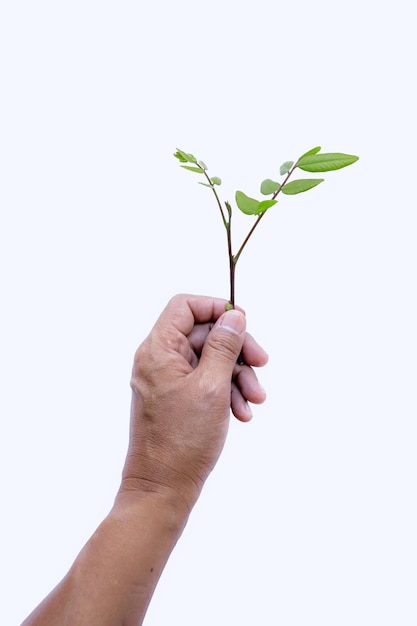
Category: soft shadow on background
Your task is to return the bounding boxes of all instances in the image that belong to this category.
[1,2,416,624]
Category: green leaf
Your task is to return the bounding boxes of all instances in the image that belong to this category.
[180,165,204,174]
[298,146,321,160]
[174,148,198,164]
[235,191,260,215]
[198,160,207,170]
[235,192,277,215]
[298,152,359,172]
[260,179,281,195]
[185,152,197,164]
[279,161,294,176]
[257,199,278,213]
[198,177,221,188]
[174,149,188,163]
[281,178,324,195]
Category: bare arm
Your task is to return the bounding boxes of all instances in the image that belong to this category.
[22,294,268,626]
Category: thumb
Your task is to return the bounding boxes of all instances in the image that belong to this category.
[199,309,246,379]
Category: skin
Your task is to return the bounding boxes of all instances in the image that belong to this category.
[22,294,268,626]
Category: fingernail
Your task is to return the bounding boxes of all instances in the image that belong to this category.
[219,310,246,336]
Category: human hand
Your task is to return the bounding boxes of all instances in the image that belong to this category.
[120,294,268,509]
[21,294,268,626]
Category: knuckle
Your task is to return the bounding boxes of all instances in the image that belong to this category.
[209,331,240,361]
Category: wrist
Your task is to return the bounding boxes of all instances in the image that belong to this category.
[116,474,201,523]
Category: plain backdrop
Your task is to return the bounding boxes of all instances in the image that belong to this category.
[1,1,416,624]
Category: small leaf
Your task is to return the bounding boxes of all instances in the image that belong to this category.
[257,199,278,213]
[174,148,198,164]
[298,152,359,172]
[235,191,260,215]
[180,165,204,174]
[260,179,281,195]
[281,178,324,195]
[279,161,294,176]
[198,182,213,188]
[225,302,233,311]
[174,149,189,163]
[211,176,222,186]
[198,160,208,170]
[298,146,321,160]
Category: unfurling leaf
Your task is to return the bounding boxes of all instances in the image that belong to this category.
[174,149,198,164]
[298,152,359,172]
[281,179,324,195]
[260,179,281,195]
[174,149,188,162]
[180,165,204,173]
[198,160,208,170]
[235,191,260,215]
[279,161,294,176]
[298,146,321,160]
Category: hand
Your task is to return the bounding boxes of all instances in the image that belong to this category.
[120,294,268,509]
[21,294,269,626]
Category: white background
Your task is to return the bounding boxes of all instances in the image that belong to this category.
[1,1,416,624]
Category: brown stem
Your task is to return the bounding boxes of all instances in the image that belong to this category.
[229,258,236,307]
[202,170,228,228]
[224,201,235,307]
[234,211,266,264]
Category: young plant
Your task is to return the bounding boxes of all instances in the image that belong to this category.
[174,147,359,309]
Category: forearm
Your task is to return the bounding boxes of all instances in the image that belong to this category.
[22,489,193,626]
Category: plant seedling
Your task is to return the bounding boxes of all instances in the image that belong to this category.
[174,147,359,308]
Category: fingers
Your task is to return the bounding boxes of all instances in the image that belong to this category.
[231,364,267,422]
[155,294,267,364]
[187,322,214,357]
[188,328,268,367]
[144,295,230,374]
[150,295,268,420]
[157,294,236,338]
[235,364,267,404]
[241,332,269,367]
[231,382,253,422]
